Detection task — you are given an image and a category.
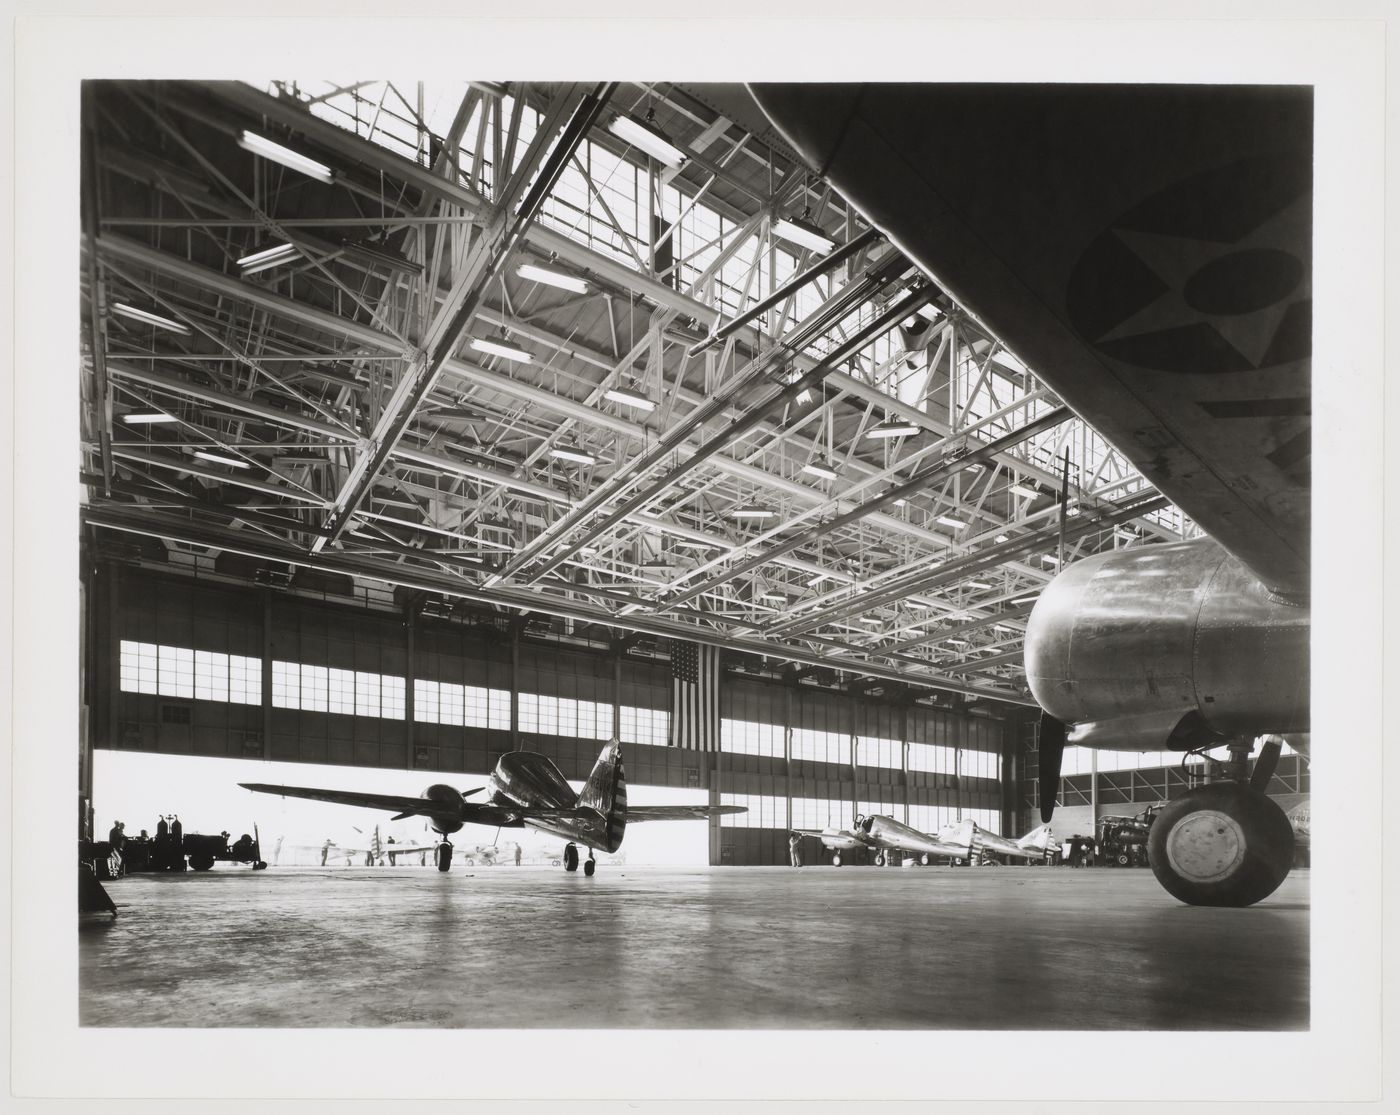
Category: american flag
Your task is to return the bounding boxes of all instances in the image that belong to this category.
[668,640,720,751]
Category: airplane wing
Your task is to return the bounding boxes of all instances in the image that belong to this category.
[751,84,1311,598]
[626,805,747,821]
[240,783,458,817]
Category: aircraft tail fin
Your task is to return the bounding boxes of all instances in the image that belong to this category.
[1016,823,1054,854]
[578,741,628,853]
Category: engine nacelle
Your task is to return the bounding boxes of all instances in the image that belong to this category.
[1024,537,1309,748]
[420,783,465,834]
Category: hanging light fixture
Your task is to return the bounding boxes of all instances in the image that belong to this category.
[730,504,776,520]
[112,303,190,335]
[237,130,334,184]
[470,337,533,363]
[802,459,839,481]
[866,418,921,439]
[549,445,596,467]
[237,242,298,273]
[603,383,656,412]
[192,449,250,469]
[120,410,177,425]
[516,262,589,294]
[608,110,686,168]
[772,208,836,254]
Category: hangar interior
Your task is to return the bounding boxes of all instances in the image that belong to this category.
[75,79,1309,1030]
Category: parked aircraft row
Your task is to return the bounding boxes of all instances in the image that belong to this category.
[797,815,1055,867]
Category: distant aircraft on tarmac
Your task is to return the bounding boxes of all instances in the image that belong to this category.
[334,825,439,866]
[797,815,1054,867]
[970,822,1057,865]
[243,741,743,875]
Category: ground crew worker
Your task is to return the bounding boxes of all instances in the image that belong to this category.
[789,832,803,868]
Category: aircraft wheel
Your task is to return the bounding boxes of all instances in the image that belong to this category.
[920,854,931,866]
[584,858,596,877]
[190,857,213,872]
[1147,782,1294,907]
[1116,852,1131,866]
[564,843,579,872]
[254,861,268,870]
[832,852,842,866]
[873,853,885,867]
[435,843,454,873]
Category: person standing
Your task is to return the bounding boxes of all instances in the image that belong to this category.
[320,839,331,867]
[107,821,126,877]
[789,832,803,868]
[514,844,522,867]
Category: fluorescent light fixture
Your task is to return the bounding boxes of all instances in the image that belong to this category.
[238,130,334,184]
[549,446,596,466]
[759,591,789,603]
[672,539,717,552]
[861,617,883,626]
[730,504,776,520]
[237,242,297,269]
[112,302,190,334]
[608,113,686,168]
[603,385,656,412]
[516,262,589,294]
[802,459,839,481]
[995,533,1009,543]
[639,561,674,573]
[995,624,1015,633]
[470,337,533,363]
[1009,484,1040,500]
[937,515,966,529]
[893,497,908,508]
[121,410,176,425]
[772,215,836,254]
[192,450,250,469]
[946,638,969,646]
[965,581,992,590]
[1042,554,1061,565]
[1012,595,1040,605]
[805,573,828,588]
[866,419,921,439]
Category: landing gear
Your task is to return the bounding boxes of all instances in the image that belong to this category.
[435,841,454,873]
[831,852,842,866]
[873,853,886,867]
[920,854,931,866]
[1148,782,1294,906]
[563,843,579,872]
[584,852,596,877]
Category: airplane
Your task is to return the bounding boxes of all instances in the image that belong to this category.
[969,822,1057,865]
[752,83,1311,907]
[242,740,744,875]
[796,815,975,866]
[334,825,439,867]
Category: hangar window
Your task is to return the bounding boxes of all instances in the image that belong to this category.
[272,660,299,709]
[519,694,614,740]
[791,727,851,765]
[791,797,852,829]
[416,679,509,730]
[856,736,901,770]
[194,650,229,703]
[720,793,784,829]
[327,668,356,717]
[721,718,783,758]
[907,743,957,774]
[354,671,381,718]
[228,655,261,705]
[960,748,1001,781]
[620,704,668,747]
[158,645,195,699]
[380,676,406,720]
[298,664,329,712]
[119,640,159,694]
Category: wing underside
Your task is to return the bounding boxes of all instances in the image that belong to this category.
[750,83,1311,597]
[239,783,453,817]
[626,805,748,821]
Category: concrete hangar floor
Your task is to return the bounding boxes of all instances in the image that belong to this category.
[80,864,1308,1030]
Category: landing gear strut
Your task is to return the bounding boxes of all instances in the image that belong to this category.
[435,841,454,873]
[1147,739,1294,907]
[563,843,579,872]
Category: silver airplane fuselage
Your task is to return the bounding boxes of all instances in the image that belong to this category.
[1025,537,1309,750]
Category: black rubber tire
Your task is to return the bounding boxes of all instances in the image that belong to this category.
[832,852,842,866]
[435,843,453,873]
[1148,782,1295,907]
[564,844,579,872]
[254,861,267,870]
[873,853,885,867]
[190,857,213,872]
[584,858,596,877]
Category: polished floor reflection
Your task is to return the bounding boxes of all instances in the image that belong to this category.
[80,864,1308,1030]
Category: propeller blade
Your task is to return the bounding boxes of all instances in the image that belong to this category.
[461,787,485,797]
[1038,711,1067,823]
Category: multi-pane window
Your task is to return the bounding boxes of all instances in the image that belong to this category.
[857,736,901,770]
[416,680,510,731]
[961,749,1002,781]
[298,664,329,713]
[790,727,851,765]
[158,645,194,699]
[354,671,381,718]
[123,640,262,703]
[228,655,260,705]
[194,650,229,703]
[519,694,613,740]
[908,743,957,774]
[620,705,668,747]
[721,718,784,758]
[271,660,299,709]
[327,668,356,717]
[791,797,852,830]
[720,793,784,829]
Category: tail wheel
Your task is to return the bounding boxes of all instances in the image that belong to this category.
[1148,782,1294,907]
[435,843,454,873]
[564,843,579,872]
[873,853,886,867]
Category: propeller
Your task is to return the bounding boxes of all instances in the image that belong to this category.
[1038,710,1067,823]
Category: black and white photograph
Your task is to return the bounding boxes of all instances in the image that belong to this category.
[7,5,1388,1107]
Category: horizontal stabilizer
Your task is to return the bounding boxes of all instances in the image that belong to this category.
[627,805,747,821]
